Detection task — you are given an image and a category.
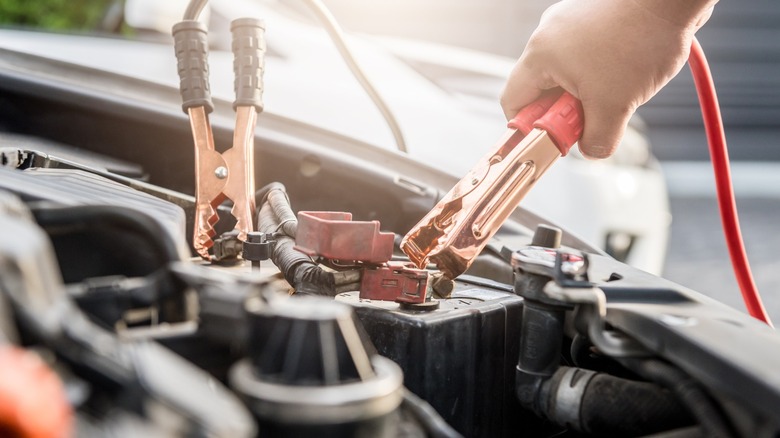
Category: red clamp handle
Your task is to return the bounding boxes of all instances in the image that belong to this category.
[508,90,584,157]
[507,89,561,135]
[535,92,583,156]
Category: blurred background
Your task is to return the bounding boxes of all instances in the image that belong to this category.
[1,0,779,320]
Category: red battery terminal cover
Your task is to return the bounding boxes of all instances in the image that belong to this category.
[360,261,429,304]
[294,211,394,264]
[293,211,429,304]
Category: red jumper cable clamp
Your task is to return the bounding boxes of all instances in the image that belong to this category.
[173,18,266,259]
[401,90,584,279]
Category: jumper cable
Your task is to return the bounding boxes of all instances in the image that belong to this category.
[401,90,583,279]
[689,38,772,326]
[402,38,772,327]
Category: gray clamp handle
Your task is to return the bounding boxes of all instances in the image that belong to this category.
[231,18,266,112]
[173,20,214,114]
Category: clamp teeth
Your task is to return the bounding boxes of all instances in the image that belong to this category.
[194,205,218,260]
[231,202,254,243]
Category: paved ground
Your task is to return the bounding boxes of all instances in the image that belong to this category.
[663,196,780,323]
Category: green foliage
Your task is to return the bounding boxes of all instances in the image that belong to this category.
[0,0,115,30]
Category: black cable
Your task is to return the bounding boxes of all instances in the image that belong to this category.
[183,0,208,21]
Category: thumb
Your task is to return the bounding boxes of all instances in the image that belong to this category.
[577,99,634,159]
[500,59,556,121]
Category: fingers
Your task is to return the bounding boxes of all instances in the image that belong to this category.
[500,58,556,121]
[578,99,634,159]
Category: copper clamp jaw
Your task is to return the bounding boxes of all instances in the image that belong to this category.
[401,91,584,279]
[190,106,258,258]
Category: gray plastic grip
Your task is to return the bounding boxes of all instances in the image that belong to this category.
[231,18,266,111]
[173,20,214,114]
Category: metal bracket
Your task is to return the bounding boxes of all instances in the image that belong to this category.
[514,247,649,357]
[543,283,649,357]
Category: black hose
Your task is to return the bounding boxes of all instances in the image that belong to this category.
[401,390,462,438]
[620,359,736,438]
[576,371,694,436]
[256,184,338,296]
[518,365,695,436]
[267,189,297,238]
[255,182,287,209]
[183,0,208,20]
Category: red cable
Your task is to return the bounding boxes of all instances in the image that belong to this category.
[687,37,773,326]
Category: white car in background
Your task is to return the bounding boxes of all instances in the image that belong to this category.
[123,0,670,273]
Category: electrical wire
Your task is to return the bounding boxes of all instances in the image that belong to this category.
[688,38,773,327]
[299,0,409,153]
[183,0,208,21]
[183,0,407,152]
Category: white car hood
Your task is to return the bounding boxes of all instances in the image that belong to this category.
[0,7,510,176]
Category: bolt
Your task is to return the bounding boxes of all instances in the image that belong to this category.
[215,166,228,179]
[471,178,479,185]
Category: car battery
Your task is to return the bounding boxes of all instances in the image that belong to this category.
[337,281,527,438]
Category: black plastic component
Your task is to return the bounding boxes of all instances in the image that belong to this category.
[246,296,372,385]
[518,302,565,377]
[172,20,214,113]
[0,168,187,249]
[231,18,265,111]
[231,296,404,437]
[0,196,256,437]
[242,231,274,266]
[213,230,243,263]
[30,205,182,283]
[514,275,567,416]
[69,271,185,329]
[342,287,526,438]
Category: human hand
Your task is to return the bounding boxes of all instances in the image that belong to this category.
[500,0,716,158]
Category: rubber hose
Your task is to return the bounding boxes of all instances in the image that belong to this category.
[255,182,287,209]
[401,390,462,438]
[257,192,336,295]
[577,372,694,436]
[622,359,735,438]
[267,189,297,238]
